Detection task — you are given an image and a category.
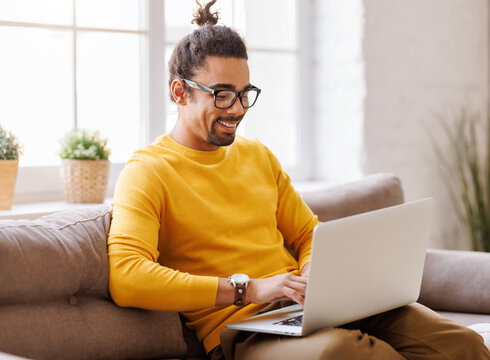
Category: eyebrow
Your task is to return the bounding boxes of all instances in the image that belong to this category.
[209,83,253,91]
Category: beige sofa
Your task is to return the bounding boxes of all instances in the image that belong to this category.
[0,173,488,359]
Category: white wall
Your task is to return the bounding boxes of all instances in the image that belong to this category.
[313,0,489,249]
[363,0,489,249]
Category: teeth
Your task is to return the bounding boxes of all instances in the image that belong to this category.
[218,120,237,128]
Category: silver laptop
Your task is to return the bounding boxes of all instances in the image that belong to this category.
[226,198,433,336]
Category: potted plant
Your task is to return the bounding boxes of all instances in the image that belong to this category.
[0,125,22,210]
[431,109,490,252]
[59,129,111,203]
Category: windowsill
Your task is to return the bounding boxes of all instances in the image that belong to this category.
[0,181,332,220]
[293,180,333,193]
[0,199,113,220]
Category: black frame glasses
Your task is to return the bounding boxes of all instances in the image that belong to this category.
[181,79,261,110]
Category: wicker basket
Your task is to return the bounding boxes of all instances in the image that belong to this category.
[0,160,19,210]
[60,159,110,203]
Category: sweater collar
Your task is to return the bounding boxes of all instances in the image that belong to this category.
[159,134,228,164]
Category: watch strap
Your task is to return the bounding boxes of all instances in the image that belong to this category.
[234,283,247,306]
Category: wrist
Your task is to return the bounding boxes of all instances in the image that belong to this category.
[245,278,255,304]
[228,273,250,306]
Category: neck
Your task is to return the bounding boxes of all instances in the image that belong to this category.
[169,119,219,152]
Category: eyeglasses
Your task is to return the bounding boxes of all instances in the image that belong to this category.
[181,79,261,110]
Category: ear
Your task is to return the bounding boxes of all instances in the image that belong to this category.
[171,79,187,105]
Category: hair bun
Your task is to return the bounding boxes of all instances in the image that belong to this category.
[192,0,219,26]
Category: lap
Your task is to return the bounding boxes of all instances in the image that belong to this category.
[355,302,488,360]
[212,303,489,360]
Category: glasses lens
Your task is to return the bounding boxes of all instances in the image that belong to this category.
[241,89,259,108]
[215,91,237,109]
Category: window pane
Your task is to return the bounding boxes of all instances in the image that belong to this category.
[244,52,297,168]
[235,0,296,50]
[165,46,178,133]
[0,27,74,166]
[76,32,141,163]
[164,0,233,43]
[0,0,72,25]
[76,0,142,30]
[164,1,196,43]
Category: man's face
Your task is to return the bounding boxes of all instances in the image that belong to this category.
[178,56,250,151]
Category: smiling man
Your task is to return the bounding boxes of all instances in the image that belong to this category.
[107,1,489,359]
[170,56,256,149]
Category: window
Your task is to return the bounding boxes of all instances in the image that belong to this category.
[0,0,143,166]
[1,0,307,203]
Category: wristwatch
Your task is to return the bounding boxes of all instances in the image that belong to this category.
[228,273,250,306]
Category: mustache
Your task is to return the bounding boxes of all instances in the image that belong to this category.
[215,115,244,123]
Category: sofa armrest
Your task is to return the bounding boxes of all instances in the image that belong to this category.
[300,173,404,222]
[418,249,490,314]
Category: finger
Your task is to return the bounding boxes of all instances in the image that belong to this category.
[287,282,306,297]
[285,273,308,285]
[285,277,307,294]
[283,287,305,306]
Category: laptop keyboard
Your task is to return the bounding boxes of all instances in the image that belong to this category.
[273,315,303,327]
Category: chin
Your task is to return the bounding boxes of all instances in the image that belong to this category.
[208,133,236,147]
[208,120,240,147]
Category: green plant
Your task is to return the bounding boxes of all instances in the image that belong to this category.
[59,129,111,160]
[0,124,22,160]
[431,109,490,252]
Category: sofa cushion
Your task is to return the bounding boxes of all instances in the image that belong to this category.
[0,205,113,304]
[419,249,490,314]
[468,323,490,350]
[437,311,490,327]
[0,206,188,359]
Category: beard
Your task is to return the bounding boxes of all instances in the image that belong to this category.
[207,115,243,147]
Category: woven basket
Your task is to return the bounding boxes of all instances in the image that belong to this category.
[60,159,110,203]
[0,160,19,210]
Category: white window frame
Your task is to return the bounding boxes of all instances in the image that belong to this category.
[8,0,313,204]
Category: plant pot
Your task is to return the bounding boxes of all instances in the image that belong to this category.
[0,160,19,210]
[60,159,110,203]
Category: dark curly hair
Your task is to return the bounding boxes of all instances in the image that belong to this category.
[167,0,248,102]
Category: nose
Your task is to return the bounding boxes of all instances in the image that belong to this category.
[226,96,246,117]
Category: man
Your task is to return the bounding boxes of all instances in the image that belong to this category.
[108,1,489,359]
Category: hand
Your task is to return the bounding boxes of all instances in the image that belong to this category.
[247,273,307,306]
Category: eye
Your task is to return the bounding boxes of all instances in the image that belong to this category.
[216,91,235,100]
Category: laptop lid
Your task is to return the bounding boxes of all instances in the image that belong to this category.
[302,198,433,335]
[226,198,433,336]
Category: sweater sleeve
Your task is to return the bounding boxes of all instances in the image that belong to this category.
[107,157,218,312]
[265,148,319,271]
[266,148,318,270]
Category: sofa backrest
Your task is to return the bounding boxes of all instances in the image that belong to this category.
[301,173,404,222]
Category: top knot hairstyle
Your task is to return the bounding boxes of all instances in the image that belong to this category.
[191,0,219,26]
[168,0,248,102]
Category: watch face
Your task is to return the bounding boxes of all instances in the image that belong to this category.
[231,273,250,285]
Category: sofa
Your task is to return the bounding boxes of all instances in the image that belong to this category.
[0,173,489,359]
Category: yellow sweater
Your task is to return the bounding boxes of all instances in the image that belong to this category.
[108,134,318,352]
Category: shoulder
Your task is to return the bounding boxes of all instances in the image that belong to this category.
[233,135,271,156]
[121,135,176,181]
[232,135,283,172]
